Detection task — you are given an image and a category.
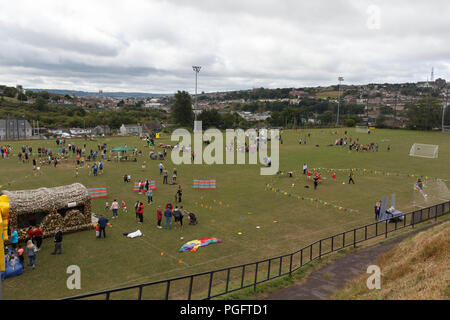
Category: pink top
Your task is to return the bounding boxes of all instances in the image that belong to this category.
[111,201,119,210]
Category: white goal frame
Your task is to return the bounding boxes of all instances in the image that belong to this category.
[443,126,450,134]
[409,143,439,159]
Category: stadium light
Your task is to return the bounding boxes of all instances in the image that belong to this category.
[193,66,201,131]
[336,77,344,126]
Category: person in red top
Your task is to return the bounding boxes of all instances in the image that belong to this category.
[332,172,337,181]
[156,206,162,229]
[26,227,34,243]
[137,202,144,223]
[307,170,311,180]
[33,225,43,251]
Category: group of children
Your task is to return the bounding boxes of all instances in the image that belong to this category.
[301,163,356,189]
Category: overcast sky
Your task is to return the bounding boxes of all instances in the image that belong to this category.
[0,0,449,94]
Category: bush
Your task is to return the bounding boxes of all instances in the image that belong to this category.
[345,119,356,127]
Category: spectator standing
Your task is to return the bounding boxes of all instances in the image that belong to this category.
[156,206,162,229]
[98,215,109,238]
[26,240,37,269]
[51,227,63,255]
[10,229,18,249]
[34,225,43,251]
[137,202,144,223]
[164,206,172,230]
[110,199,119,219]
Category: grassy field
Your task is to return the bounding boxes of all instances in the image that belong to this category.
[1,128,449,299]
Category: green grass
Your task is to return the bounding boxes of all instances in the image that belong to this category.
[1,128,449,299]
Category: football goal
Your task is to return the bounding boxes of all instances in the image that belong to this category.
[356,125,369,133]
[413,179,450,208]
[443,126,450,134]
[409,143,439,159]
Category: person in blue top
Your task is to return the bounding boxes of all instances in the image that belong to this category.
[10,229,18,249]
[147,189,153,205]
[164,207,172,230]
[99,161,103,175]
[93,163,98,176]
[97,215,109,238]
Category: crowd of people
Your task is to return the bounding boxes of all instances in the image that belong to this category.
[4,225,63,272]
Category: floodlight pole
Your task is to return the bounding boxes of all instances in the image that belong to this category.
[443,87,448,133]
[192,66,201,131]
[336,77,344,127]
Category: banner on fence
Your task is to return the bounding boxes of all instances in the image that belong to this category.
[193,179,217,189]
[133,180,157,192]
[87,187,108,199]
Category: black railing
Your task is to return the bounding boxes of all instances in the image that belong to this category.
[62,201,450,300]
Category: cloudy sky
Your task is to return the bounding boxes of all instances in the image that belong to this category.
[0,0,449,93]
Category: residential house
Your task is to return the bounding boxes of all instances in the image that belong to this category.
[120,124,143,136]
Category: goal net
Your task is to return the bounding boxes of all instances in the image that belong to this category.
[413,179,450,208]
[443,126,450,134]
[356,125,368,133]
[409,143,439,159]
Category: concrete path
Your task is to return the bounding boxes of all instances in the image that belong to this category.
[265,223,437,300]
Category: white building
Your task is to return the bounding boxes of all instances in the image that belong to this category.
[120,124,143,135]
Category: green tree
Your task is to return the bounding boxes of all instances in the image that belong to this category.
[405,97,442,130]
[198,109,222,129]
[38,91,50,100]
[171,91,194,127]
[34,96,48,111]
[317,110,334,124]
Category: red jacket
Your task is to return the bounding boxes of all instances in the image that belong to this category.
[34,228,43,237]
[157,209,162,220]
[27,229,34,238]
[137,204,144,215]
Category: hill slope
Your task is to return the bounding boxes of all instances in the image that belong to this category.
[332,221,450,300]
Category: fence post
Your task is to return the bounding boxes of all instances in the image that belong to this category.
[310,244,313,261]
[241,265,246,289]
[207,272,214,299]
[365,226,367,240]
[342,232,345,248]
[353,229,357,248]
[137,286,143,300]
[267,260,271,280]
[279,257,282,276]
[385,220,388,238]
[188,276,194,300]
[225,269,230,294]
[254,263,259,292]
[300,249,303,266]
[165,281,170,300]
[331,236,334,252]
[289,254,293,276]
[319,240,322,258]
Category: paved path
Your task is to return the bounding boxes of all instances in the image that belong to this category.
[265,223,439,300]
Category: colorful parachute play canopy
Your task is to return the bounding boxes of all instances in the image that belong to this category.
[179,237,221,252]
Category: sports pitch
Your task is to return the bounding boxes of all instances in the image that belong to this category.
[1,128,449,299]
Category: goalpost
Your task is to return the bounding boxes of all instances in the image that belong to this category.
[355,125,369,133]
[443,126,450,134]
[409,143,439,159]
[413,179,450,208]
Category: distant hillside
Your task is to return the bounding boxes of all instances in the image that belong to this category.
[26,89,172,98]
[332,221,450,300]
